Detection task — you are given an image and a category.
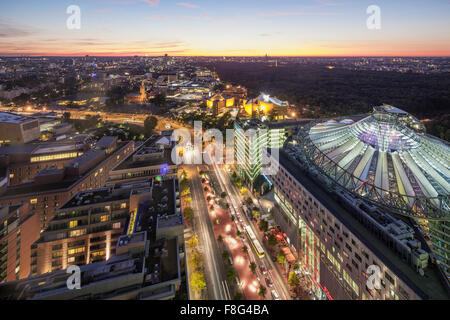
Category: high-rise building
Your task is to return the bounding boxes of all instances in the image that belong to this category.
[234,119,287,190]
[265,106,450,300]
[0,203,40,283]
[30,176,183,276]
[0,138,134,231]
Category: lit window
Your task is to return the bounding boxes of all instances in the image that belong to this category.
[9,173,14,179]
[120,203,126,209]
[113,222,121,229]
[30,198,38,204]
[69,220,78,228]
[100,215,109,222]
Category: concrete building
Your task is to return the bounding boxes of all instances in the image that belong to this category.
[0,203,40,283]
[264,108,450,300]
[0,233,183,300]
[108,133,177,185]
[29,176,183,277]
[0,142,87,186]
[0,138,135,232]
[0,112,40,145]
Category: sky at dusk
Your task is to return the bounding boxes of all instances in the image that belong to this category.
[0,0,449,56]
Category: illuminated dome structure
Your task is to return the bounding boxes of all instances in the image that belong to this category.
[298,105,450,221]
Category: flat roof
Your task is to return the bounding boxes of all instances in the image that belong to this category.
[0,111,37,124]
[112,136,174,171]
[278,149,450,299]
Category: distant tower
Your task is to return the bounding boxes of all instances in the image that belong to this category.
[275,59,278,68]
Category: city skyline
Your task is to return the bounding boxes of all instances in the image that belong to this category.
[1,0,450,57]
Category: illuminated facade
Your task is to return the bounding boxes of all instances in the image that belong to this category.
[269,149,449,300]
[243,93,288,119]
[267,105,450,300]
[234,119,286,189]
[206,93,235,115]
[299,105,450,276]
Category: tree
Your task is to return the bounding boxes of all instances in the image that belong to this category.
[217,235,223,243]
[152,93,166,107]
[246,198,253,206]
[184,207,194,220]
[199,170,205,176]
[190,271,206,292]
[293,263,300,271]
[249,262,257,274]
[252,207,260,220]
[62,112,71,123]
[144,116,158,136]
[259,219,269,232]
[184,196,192,204]
[258,285,267,299]
[242,245,248,255]
[233,292,244,300]
[186,235,198,249]
[206,196,211,201]
[220,192,227,199]
[235,177,243,187]
[204,187,209,192]
[222,250,230,261]
[181,187,191,197]
[190,249,203,270]
[232,171,237,180]
[277,251,286,265]
[288,271,300,288]
[226,267,237,282]
[236,230,242,238]
[268,233,277,247]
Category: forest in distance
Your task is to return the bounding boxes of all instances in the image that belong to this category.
[201,62,450,141]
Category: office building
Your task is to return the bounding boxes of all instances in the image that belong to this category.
[234,119,287,191]
[29,176,183,277]
[0,112,40,145]
[0,203,40,283]
[108,133,177,184]
[0,137,134,231]
[266,106,450,300]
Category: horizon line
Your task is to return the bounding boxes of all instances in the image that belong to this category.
[1,54,450,58]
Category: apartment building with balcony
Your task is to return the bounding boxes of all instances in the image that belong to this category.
[0,203,40,283]
[30,176,184,277]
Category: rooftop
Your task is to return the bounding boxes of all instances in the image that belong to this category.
[0,111,37,124]
[278,148,450,299]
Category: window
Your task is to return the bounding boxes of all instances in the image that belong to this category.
[69,220,78,228]
[112,222,121,229]
[30,198,38,204]
[385,272,395,285]
[68,247,85,255]
[100,215,109,222]
[120,203,127,209]
[69,229,86,237]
